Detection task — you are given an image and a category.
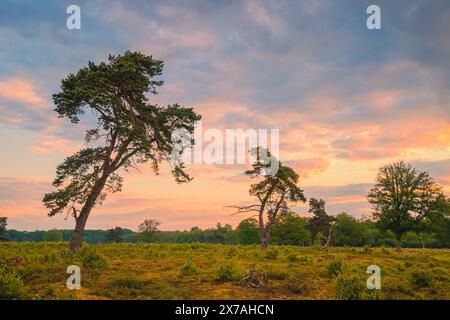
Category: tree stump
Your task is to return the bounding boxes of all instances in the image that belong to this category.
[244,270,268,288]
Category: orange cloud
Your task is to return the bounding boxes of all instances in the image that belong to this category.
[285,158,330,179]
[28,138,81,155]
[0,77,46,107]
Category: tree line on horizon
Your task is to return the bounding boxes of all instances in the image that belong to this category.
[2,195,449,248]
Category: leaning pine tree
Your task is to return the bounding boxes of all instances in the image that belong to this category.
[43,51,201,252]
[233,148,306,249]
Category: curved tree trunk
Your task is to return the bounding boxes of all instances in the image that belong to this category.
[70,210,90,252]
[321,224,333,249]
[69,175,108,252]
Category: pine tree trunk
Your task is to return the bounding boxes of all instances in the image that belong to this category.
[69,175,108,252]
[70,211,90,252]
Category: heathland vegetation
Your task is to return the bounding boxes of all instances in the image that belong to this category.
[0,242,449,300]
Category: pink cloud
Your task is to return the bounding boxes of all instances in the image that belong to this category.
[0,76,46,107]
[28,138,81,155]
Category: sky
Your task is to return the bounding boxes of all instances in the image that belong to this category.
[0,0,449,231]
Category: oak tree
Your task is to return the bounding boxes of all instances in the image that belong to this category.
[367,161,445,251]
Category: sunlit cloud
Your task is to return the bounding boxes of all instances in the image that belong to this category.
[0,77,45,107]
[28,138,81,155]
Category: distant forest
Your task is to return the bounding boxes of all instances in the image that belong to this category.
[4,212,449,248]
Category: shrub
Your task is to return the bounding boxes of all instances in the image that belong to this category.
[265,249,279,260]
[335,274,363,300]
[215,262,238,283]
[107,275,148,298]
[110,276,145,290]
[326,258,345,277]
[287,254,298,263]
[179,261,197,276]
[0,267,27,299]
[409,271,432,288]
[287,272,309,294]
[76,246,108,269]
[42,284,76,300]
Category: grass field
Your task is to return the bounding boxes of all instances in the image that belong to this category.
[0,242,449,300]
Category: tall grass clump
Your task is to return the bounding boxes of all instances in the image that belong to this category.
[179,261,198,276]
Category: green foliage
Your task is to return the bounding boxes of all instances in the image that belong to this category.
[333,213,365,246]
[313,231,323,248]
[110,276,145,290]
[326,258,346,277]
[75,246,107,268]
[409,271,432,288]
[179,261,197,276]
[236,218,260,244]
[270,212,311,245]
[106,275,150,298]
[335,274,363,300]
[215,262,238,283]
[300,256,313,265]
[43,230,63,242]
[265,249,279,260]
[368,161,447,249]
[0,266,27,299]
[104,227,124,243]
[137,219,160,242]
[307,198,335,243]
